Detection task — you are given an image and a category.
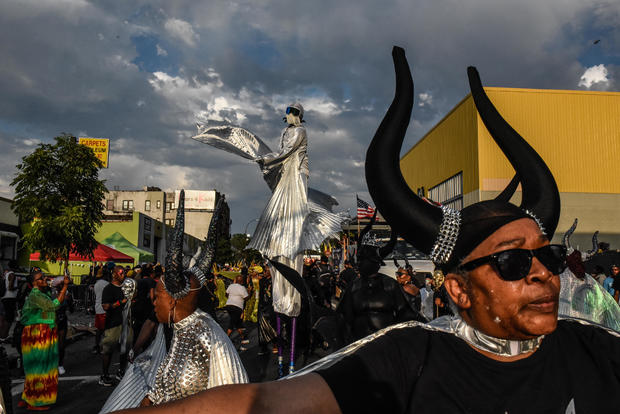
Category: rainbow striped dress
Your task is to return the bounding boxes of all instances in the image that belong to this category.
[20,288,61,407]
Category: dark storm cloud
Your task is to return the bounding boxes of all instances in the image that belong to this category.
[0,0,618,232]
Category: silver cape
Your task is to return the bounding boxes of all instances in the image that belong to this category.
[288,271,620,377]
[559,269,620,331]
[120,278,137,354]
[147,309,248,405]
[99,325,167,413]
[193,124,349,316]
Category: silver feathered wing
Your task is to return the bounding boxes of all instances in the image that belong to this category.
[192,124,349,257]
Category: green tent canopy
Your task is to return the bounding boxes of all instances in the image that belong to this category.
[100,232,155,264]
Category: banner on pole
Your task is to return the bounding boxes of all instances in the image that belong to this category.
[79,137,110,168]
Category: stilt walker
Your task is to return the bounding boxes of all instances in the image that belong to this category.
[193,103,349,375]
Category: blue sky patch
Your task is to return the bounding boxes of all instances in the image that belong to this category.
[131,34,179,75]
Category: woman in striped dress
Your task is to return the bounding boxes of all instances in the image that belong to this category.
[19,269,69,411]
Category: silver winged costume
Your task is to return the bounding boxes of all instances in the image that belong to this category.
[193,113,348,317]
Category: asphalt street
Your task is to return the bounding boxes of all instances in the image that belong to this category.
[6,310,325,413]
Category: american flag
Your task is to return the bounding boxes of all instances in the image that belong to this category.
[356,196,376,219]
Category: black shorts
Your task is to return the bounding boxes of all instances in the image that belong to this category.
[225,305,244,330]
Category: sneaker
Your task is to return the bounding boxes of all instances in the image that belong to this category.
[241,339,250,344]
[98,375,114,387]
[239,346,248,352]
[114,371,125,382]
[58,366,65,375]
[91,346,100,354]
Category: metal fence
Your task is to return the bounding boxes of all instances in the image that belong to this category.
[69,284,95,313]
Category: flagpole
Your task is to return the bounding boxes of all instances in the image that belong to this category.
[356,194,360,242]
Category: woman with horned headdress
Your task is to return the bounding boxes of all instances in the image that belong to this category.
[142,190,248,406]
[101,191,247,413]
[114,47,620,414]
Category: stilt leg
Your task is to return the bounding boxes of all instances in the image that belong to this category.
[276,314,283,378]
[289,316,297,374]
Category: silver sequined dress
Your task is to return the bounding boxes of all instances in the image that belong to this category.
[147,309,248,405]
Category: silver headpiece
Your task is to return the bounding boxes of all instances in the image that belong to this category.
[188,197,225,286]
[163,189,191,300]
[429,206,461,264]
[524,209,546,236]
[121,278,137,300]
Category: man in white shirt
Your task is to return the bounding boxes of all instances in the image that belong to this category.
[225,276,249,347]
[419,275,435,321]
[93,268,109,354]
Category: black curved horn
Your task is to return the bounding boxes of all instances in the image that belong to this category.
[468,67,560,237]
[562,218,578,252]
[268,259,308,299]
[495,174,520,202]
[366,47,443,254]
[379,229,398,259]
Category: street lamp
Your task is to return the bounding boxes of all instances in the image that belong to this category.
[243,218,260,237]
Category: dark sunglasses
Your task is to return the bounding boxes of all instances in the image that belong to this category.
[286,107,300,116]
[458,244,567,281]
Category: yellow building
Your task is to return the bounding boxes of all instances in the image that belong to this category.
[400,87,620,250]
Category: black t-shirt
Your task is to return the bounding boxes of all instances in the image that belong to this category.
[137,277,156,300]
[611,276,620,293]
[318,319,620,414]
[101,284,125,329]
[134,277,156,317]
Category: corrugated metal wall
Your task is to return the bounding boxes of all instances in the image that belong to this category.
[477,87,620,194]
[400,96,479,196]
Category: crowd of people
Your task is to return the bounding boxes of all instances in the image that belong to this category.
[0,244,479,412]
[3,245,619,412]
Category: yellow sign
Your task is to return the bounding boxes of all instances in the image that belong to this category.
[79,137,110,168]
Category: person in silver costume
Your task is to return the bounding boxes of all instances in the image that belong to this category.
[192,101,350,374]
[141,190,248,406]
[103,191,247,412]
[252,103,307,373]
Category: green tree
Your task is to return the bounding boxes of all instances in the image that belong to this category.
[11,134,107,272]
[230,233,262,265]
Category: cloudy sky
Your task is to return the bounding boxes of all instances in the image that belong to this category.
[1,0,618,233]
